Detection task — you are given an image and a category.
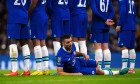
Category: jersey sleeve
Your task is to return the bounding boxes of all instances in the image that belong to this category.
[117,0,126,26]
[108,0,114,19]
[89,0,107,22]
[57,51,64,67]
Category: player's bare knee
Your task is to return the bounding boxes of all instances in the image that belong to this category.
[102,43,109,50]
[94,43,101,50]
[32,39,40,46]
[96,61,98,67]
[41,40,46,47]
[8,39,17,44]
[121,46,128,50]
[53,37,60,42]
[72,37,78,42]
[20,39,28,46]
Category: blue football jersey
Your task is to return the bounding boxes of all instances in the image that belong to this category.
[117,0,136,31]
[57,43,80,73]
[7,0,31,24]
[30,0,48,20]
[46,0,70,20]
[89,0,114,30]
[70,0,87,16]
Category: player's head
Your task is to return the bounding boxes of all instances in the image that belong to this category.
[61,34,72,51]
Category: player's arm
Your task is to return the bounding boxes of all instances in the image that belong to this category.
[57,67,83,75]
[76,52,89,61]
[28,0,38,16]
[89,0,107,22]
[108,1,115,19]
[46,0,52,18]
[116,0,126,32]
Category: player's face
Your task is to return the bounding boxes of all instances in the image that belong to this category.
[63,37,72,51]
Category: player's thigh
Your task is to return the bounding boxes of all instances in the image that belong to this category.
[30,19,47,40]
[51,18,63,37]
[81,14,88,38]
[70,14,82,37]
[78,58,97,67]
[21,24,30,39]
[118,30,131,48]
[63,20,70,35]
[80,67,96,75]
[91,30,103,43]
[129,31,136,48]
[102,30,109,43]
[7,23,21,39]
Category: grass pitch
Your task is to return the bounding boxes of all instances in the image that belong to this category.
[0,69,140,84]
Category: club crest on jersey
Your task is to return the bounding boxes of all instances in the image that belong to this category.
[58,57,61,62]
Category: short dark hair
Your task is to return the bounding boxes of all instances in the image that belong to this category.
[61,34,71,43]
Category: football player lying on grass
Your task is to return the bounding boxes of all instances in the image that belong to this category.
[57,35,129,75]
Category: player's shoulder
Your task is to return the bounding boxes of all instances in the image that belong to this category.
[57,47,65,57]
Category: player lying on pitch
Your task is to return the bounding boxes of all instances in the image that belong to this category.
[57,35,129,75]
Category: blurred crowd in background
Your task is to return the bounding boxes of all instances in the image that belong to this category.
[0,0,140,54]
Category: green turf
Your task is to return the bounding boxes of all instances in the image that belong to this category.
[0,69,140,84]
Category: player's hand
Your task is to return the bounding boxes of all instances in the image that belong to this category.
[116,26,121,32]
[105,19,115,26]
[83,53,89,61]
[77,73,83,75]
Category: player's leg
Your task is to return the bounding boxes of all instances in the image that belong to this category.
[70,14,82,52]
[128,31,136,73]
[91,29,103,69]
[119,31,131,69]
[102,30,111,69]
[20,24,31,75]
[41,40,50,75]
[53,37,61,56]
[78,14,88,54]
[32,39,44,75]
[20,40,30,75]
[102,43,111,68]
[79,38,87,54]
[96,68,129,75]
[129,48,136,73]
[94,43,103,69]
[51,18,62,56]
[30,21,44,75]
[4,23,21,76]
[73,37,79,52]
[40,20,49,75]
